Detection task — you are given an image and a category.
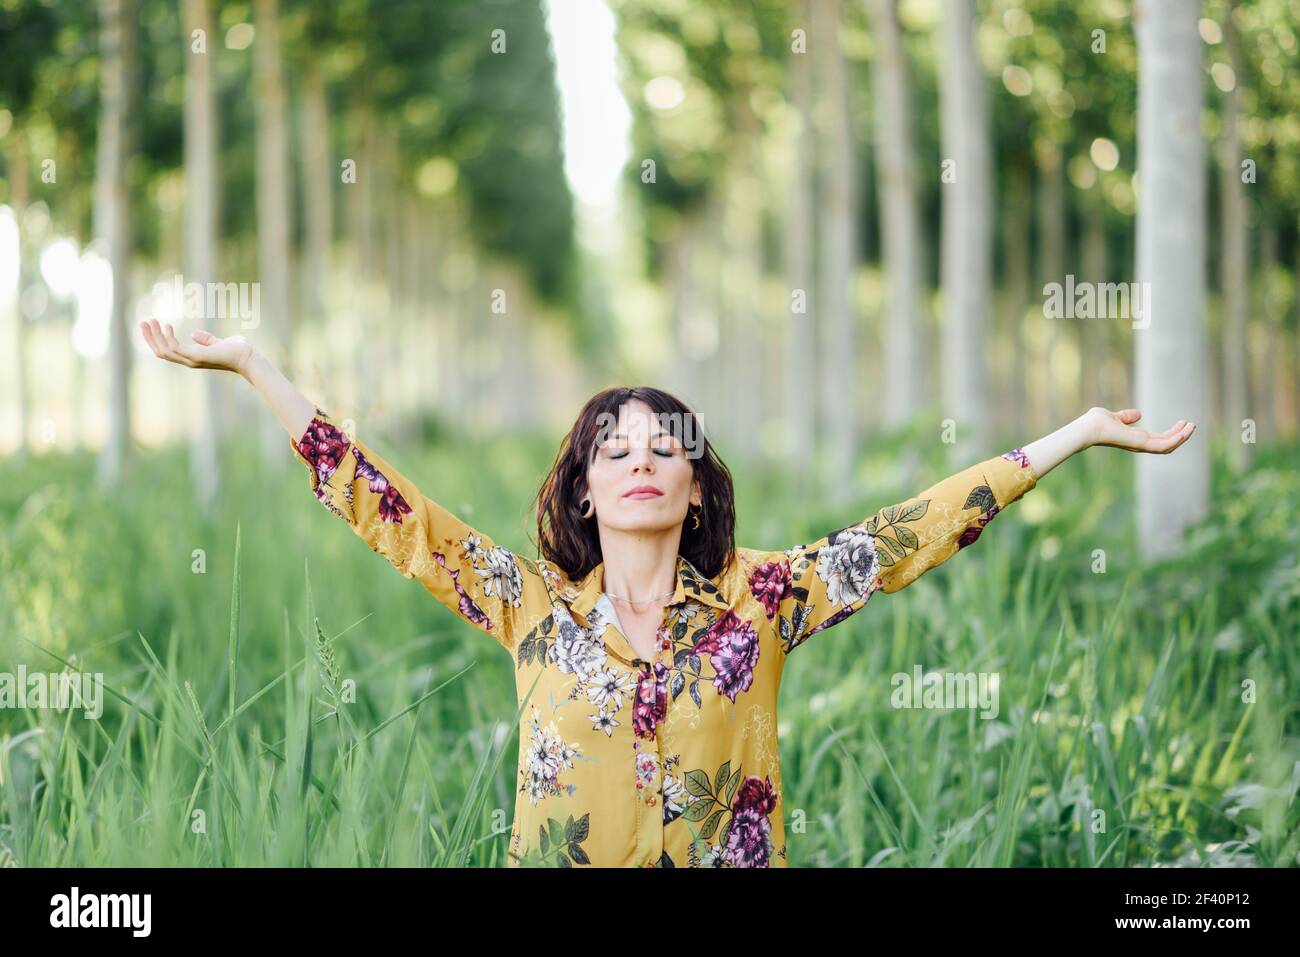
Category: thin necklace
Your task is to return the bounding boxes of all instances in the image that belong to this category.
[601,587,674,612]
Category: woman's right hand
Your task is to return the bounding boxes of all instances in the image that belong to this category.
[139,319,255,376]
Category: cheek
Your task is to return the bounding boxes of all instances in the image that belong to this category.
[668,461,697,496]
[587,464,616,501]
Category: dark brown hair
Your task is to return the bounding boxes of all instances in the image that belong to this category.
[531,387,736,581]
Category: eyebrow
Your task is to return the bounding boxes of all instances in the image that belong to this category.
[606,432,677,441]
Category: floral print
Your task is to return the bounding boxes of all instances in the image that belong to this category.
[522,705,582,806]
[632,660,670,740]
[1001,448,1032,469]
[475,544,524,609]
[291,408,1039,867]
[724,774,780,868]
[814,527,881,606]
[692,610,760,702]
[747,560,792,619]
[352,447,414,523]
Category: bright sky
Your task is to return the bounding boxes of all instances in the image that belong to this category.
[542,0,632,241]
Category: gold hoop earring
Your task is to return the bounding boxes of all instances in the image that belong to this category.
[690,502,702,530]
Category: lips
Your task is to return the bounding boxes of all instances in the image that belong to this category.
[624,486,663,499]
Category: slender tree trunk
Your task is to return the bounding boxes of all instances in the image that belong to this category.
[183,0,221,513]
[1003,164,1031,442]
[813,0,859,503]
[782,8,815,480]
[938,0,993,462]
[253,0,292,470]
[381,131,404,433]
[1080,191,1107,408]
[1258,223,1277,442]
[703,188,727,435]
[1035,141,1066,434]
[299,59,332,328]
[1218,0,1250,470]
[669,208,706,413]
[868,0,924,430]
[431,200,462,419]
[396,192,421,445]
[724,90,763,463]
[8,131,30,462]
[95,0,134,489]
[1134,0,1210,560]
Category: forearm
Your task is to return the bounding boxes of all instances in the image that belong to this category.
[240,350,316,440]
[1019,414,1092,480]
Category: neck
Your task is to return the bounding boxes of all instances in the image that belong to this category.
[597,529,681,602]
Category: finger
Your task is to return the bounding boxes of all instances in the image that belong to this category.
[163,322,197,365]
[139,321,159,355]
[1160,426,1193,453]
[154,320,193,366]
[1155,423,1195,452]
[144,320,168,358]
[1118,408,1141,424]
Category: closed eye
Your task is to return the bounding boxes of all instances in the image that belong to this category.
[609,449,675,458]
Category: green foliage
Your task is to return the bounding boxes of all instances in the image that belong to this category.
[1,425,1295,866]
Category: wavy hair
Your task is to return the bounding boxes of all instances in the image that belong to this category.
[531,387,736,581]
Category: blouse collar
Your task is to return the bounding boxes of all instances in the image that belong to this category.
[564,553,730,621]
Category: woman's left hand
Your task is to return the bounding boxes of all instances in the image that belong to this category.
[1082,407,1196,454]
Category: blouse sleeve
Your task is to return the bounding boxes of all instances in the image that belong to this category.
[289,407,538,655]
[745,449,1039,655]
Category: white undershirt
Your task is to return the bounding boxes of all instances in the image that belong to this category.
[593,592,626,636]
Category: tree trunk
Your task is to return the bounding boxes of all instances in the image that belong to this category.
[1002,165,1031,442]
[253,0,292,471]
[183,0,221,514]
[669,208,708,416]
[938,0,993,462]
[95,0,134,489]
[1257,223,1277,442]
[1080,190,1107,408]
[1134,0,1210,561]
[813,0,859,503]
[782,8,815,480]
[299,59,332,328]
[724,90,763,464]
[1218,0,1250,470]
[1035,141,1066,434]
[7,130,30,462]
[867,0,924,430]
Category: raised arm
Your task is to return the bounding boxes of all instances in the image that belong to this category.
[139,320,541,655]
[744,407,1195,655]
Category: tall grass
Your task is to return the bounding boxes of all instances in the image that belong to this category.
[1,419,1296,866]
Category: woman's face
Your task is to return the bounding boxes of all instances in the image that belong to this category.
[585,398,700,535]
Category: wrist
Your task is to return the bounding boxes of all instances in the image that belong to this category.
[238,348,266,382]
[1074,408,1103,451]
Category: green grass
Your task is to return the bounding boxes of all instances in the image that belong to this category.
[1,420,1296,867]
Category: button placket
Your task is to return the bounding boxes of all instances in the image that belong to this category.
[651,612,677,863]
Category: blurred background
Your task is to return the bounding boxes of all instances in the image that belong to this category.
[0,0,1297,868]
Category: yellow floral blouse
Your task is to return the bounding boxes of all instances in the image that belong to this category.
[290,408,1039,868]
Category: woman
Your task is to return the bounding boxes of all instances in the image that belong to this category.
[139,319,1196,867]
